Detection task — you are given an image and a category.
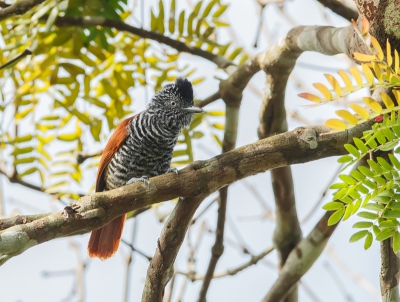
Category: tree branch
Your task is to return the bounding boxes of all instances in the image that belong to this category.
[316,0,358,22]
[0,0,44,21]
[380,238,400,301]
[141,195,206,301]
[54,16,234,70]
[0,121,373,266]
[261,211,338,302]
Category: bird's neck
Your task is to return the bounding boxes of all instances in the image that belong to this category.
[143,108,192,135]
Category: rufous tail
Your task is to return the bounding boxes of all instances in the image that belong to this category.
[88,214,126,260]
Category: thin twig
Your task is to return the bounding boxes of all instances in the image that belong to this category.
[54,16,233,70]
[123,217,138,302]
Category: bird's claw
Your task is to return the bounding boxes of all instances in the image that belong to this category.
[167,167,179,175]
[126,176,150,187]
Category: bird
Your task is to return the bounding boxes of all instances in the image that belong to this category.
[88,78,203,260]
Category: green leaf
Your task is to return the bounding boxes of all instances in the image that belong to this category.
[379,220,399,228]
[338,174,357,185]
[343,203,354,221]
[11,147,34,156]
[389,154,400,169]
[57,133,78,142]
[329,183,348,190]
[193,0,203,16]
[14,156,36,165]
[357,211,379,220]
[322,202,344,211]
[353,221,373,228]
[383,210,400,218]
[338,155,353,163]
[158,0,165,34]
[372,195,390,204]
[344,144,360,157]
[393,231,400,253]
[212,4,228,17]
[45,6,59,32]
[364,203,385,211]
[377,157,393,171]
[328,208,345,226]
[202,0,217,18]
[379,141,399,151]
[19,167,38,177]
[368,159,383,173]
[358,165,374,177]
[178,10,185,35]
[349,230,369,242]
[376,229,396,241]
[168,0,176,33]
[364,232,373,249]
[192,131,204,139]
[350,170,365,181]
[353,137,369,153]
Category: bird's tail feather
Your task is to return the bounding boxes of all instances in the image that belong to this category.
[88,214,126,260]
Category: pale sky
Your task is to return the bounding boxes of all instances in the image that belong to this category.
[1,0,381,301]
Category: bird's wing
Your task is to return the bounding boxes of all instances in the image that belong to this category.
[96,114,138,192]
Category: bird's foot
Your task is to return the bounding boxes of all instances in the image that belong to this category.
[126,176,150,187]
[167,167,179,175]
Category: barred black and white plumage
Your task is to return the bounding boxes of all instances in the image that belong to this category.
[104,78,198,190]
[88,78,203,260]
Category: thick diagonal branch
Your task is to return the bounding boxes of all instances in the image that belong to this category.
[0,121,372,266]
[262,211,338,302]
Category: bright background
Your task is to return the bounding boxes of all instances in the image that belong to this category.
[0,0,381,301]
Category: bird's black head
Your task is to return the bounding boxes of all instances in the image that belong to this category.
[149,78,203,115]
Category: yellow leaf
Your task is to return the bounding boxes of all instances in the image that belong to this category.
[372,61,382,82]
[298,93,321,103]
[363,97,382,114]
[395,50,399,74]
[371,36,384,61]
[349,104,370,119]
[313,83,332,100]
[387,39,393,67]
[350,67,363,86]
[362,63,374,85]
[338,70,353,93]
[362,18,370,36]
[324,74,342,96]
[354,53,375,62]
[393,90,400,106]
[335,110,358,125]
[380,92,395,109]
[325,118,347,130]
[57,133,79,141]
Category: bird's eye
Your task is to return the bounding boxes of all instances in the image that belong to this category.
[171,101,177,107]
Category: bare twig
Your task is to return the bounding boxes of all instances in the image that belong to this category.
[54,16,233,70]
[197,91,221,108]
[179,245,274,280]
[317,0,358,22]
[123,217,138,302]
[326,246,380,300]
[0,49,32,70]
[76,149,102,164]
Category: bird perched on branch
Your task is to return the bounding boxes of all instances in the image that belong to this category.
[88,78,203,260]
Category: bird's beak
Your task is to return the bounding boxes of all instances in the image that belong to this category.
[181,106,203,113]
